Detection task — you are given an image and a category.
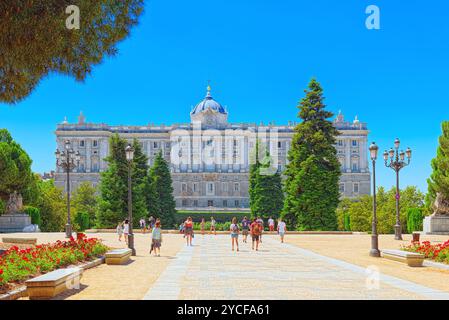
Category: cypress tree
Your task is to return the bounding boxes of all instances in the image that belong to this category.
[148,151,176,228]
[249,140,261,217]
[427,121,449,214]
[282,79,341,230]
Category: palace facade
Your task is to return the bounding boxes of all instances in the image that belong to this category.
[54,86,370,211]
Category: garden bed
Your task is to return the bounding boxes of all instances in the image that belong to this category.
[0,234,108,295]
[402,240,449,264]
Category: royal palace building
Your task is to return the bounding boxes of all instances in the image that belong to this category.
[54,86,370,211]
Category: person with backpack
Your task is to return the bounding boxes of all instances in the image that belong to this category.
[250,218,261,251]
[230,217,240,252]
[241,216,250,243]
[256,216,264,243]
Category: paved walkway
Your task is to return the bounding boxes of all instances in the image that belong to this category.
[144,235,449,300]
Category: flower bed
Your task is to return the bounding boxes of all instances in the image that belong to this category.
[402,240,449,264]
[0,234,108,293]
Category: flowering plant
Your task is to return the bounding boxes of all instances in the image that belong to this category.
[0,235,108,292]
[402,239,449,264]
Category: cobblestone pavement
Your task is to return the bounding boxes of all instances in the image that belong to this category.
[144,234,449,300]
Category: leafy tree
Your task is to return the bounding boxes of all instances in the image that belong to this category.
[336,198,353,231]
[427,121,449,214]
[72,181,98,227]
[0,0,144,103]
[0,129,33,203]
[33,180,67,232]
[148,151,176,228]
[406,208,423,233]
[282,79,341,230]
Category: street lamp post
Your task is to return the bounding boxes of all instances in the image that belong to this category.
[383,138,412,241]
[125,144,136,256]
[55,140,80,238]
[369,142,380,257]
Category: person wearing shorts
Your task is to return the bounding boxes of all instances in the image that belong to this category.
[241,216,250,243]
[123,219,130,245]
[184,217,194,246]
[250,218,261,251]
[230,217,240,252]
[268,217,275,232]
[200,218,205,235]
[210,217,216,235]
[277,218,287,243]
[151,221,162,256]
[256,216,264,243]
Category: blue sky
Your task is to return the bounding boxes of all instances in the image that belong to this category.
[1,0,448,192]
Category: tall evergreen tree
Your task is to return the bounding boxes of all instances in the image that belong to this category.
[148,151,176,228]
[427,121,449,214]
[253,151,284,219]
[249,140,261,217]
[96,135,147,228]
[282,79,341,230]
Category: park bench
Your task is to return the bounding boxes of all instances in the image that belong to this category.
[105,248,132,265]
[25,267,83,299]
[2,237,37,245]
[381,249,425,267]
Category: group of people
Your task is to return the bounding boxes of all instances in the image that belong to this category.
[116,215,287,257]
[230,216,287,252]
[116,216,163,257]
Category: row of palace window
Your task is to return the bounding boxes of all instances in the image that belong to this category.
[339,182,359,194]
[337,139,359,147]
[181,182,240,194]
[181,199,241,207]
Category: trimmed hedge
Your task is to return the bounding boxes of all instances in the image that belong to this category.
[75,212,90,231]
[175,211,248,224]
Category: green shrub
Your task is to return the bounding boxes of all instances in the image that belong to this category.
[75,211,90,231]
[24,206,41,225]
[344,212,351,231]
[175,211,248,224]
[406,208,423,233]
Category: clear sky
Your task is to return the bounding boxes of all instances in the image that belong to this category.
[1,0,448,193]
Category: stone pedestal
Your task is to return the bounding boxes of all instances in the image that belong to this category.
[0,213,32,233]
[423,215,449,235]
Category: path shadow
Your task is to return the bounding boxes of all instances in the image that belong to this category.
[50,284,88,300]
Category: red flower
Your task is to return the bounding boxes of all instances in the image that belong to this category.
[0,269,3,275]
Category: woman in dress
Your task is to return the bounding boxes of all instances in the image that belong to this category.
[184,217,194,246]
[123,219,130,245]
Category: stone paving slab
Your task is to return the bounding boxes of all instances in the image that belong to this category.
[144,235,449,300]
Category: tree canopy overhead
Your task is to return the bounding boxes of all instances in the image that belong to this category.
[0,0,144,103]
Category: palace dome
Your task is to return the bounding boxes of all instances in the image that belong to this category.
[191,85,227,115]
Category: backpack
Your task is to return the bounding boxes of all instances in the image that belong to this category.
[253,223,261,235]
[232,224,239,232]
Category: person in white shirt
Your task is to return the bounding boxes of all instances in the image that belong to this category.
[123,219,130,245]
[139,218,146,234]
[277,218,287,243]
[268,217,275,232]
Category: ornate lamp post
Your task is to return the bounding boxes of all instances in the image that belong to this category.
[369,142,380,257]
[383,138,412,240]
[125,144,136,256]
[55,140,80,238]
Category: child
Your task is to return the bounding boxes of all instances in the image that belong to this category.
[277,218,287,243]
[230,217,240,252]
[151,221,162,256]
[116,222,123,241]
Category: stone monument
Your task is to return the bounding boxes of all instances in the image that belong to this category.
[0,192,32,233]
[423,193,449,234]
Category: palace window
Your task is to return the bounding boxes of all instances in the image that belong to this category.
[93,140,98,147]
[234,183,240,192]
[352,140,358,147]
[193,183,198,192]
[353,182,359,194]
[193,200,198,207]
[182,199,188,206]
[352,162,359,172]
[208,200,214,207]
[339,183,345,193]
[223,200,228,207]
[153,142,158,148]
[181,183,187,192]
[206,183,215,195]
[278,141,282,148]
[222,182,228,192]
[338,140,343,147]
[79,140,85,147]
[235,200,240,207]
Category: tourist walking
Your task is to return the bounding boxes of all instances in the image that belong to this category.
[250,218,262,251]
[184,217,194,246]
[241,216,250,243]
[123,219,130,245]
[150,221,162,256]
[139,218,146,233]
[268,217,275,232]
[256,216,264,243]
[200,218,206,235]
[230,217,240,252]
[148,216,155,232]
[277,218,287,243]
[210,217,217,235]
[116,222,124,242]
